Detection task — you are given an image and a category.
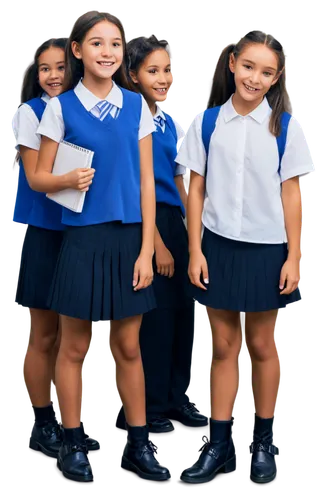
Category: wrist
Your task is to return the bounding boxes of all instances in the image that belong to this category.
[140,246,154,258]
[288,249,301,261]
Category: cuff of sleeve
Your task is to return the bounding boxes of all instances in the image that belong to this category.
[175,164,186,176]
[15,138,39,151]
[280,165,314,183]
[176,157,206,177]
[36,126,61,144]
[139,125,156,141]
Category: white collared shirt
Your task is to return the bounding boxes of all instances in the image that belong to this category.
[176,96,314,244]
[154,105,186,176]
[12,93,50,151]
[37,80,155,143]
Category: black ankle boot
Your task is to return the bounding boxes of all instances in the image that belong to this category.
[57,426,93,482]
[29,403,62,458]
[121,425,170,481]
[250,414,279,484]
[180,418,236,483]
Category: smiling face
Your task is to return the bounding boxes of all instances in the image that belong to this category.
[229,43,280,108]
[130,49,173,109]
[72,20,123,81]
[38,46,65,98]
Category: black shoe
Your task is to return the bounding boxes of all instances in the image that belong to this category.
[166,402,208,427]
[120,439,172,481]
[179,440,238,484]
[249,441,279,484]
[148,417,175,436]
[57,427,93,482]
[80,422,100,450]
[29,419,63,458]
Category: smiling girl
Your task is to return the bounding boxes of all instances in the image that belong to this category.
[33,12,170,483]
[116,35,207,434]
[176,31,314,484]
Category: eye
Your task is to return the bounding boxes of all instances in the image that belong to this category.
[40,68,49,72]
[263,71,272,77]
[113,42,121,47]
[165,68,171,73]
[148,69,157,74]
[93,41,101,47]
[58,65,65,71]
[243,64,252,70]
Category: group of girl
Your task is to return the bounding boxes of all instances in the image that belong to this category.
[13,10,313,485]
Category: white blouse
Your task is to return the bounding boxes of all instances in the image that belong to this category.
[12,93,50,151]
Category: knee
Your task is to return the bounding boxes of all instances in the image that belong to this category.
[29,328,59,355]
[111,339,141,364]
[246,336,276,362]
[213,336,241,363]
[60,340,90,364]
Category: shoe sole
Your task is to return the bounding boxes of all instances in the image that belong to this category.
[121,456,171,481]
[250,472,276,484]
[29,438,58,459]
[87,443,100,451]
[166,417,208,427]
[180,455,236,484]
[116,422,174,433]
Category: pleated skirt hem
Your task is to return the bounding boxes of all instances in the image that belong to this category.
[192,228,301,313]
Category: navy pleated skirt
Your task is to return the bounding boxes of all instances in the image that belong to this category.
[192,227,301,312]
[153,203,193,309]
[16,225,63,310]
[48,221,156,321]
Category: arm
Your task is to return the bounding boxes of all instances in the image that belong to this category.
[282,176,302,260]
[32,136,94,193]
[188,171,205,254]
[174,174,188,212]
[139,134,155,256]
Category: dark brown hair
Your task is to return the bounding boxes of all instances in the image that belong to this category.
[64,11,133,91]
[11,36,67,171]
[207,31,291,136]
[21,38,67,103]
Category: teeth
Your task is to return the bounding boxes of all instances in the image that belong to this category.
[244,84,258,91]
[99,62,113,66]
[49,83,61,87]
[155,88,166,92]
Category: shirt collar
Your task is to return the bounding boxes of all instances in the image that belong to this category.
[222,95,271,124]
[154,105,166,122]
[74,79,123,111]
[41,93,50,103]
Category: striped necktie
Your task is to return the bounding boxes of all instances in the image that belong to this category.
[93,100,114,121]
[154,115,165,132]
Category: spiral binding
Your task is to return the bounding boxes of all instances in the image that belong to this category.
[62,140,92,155]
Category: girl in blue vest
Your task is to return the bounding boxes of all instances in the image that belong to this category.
[176,31,313,484]
[13,38,98,461]
[115,35,207,434]
[33,12,170,483]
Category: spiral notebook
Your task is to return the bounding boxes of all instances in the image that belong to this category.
[46,141,94,213]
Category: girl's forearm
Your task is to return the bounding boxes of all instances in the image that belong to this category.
[281,177,302,260]
[174,174,188,212]
[140,175,156,256]
[30,171,70,193]
[188,172,205,254]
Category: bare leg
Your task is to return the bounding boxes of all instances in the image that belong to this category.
[207,307,242,420]
[110,315,146,426]
[245,310,279,418]
[51,317,62,386]
[55,315,92,428]
[24,308,59,407]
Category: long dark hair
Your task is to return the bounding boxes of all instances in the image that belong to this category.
[64,11,132,91]
[11,36,67,172]
[127,35,169,73]
[207,31,291,136]
[21,38,67,103]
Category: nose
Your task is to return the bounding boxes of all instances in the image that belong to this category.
[101,44,114,59]
[49,69,60,80]
[249,70,260,84]
[156,72,167,84]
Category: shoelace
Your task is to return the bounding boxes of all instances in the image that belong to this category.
[140,441,158,459]
[199,435,210,452]
[70,443,88,454]
[183,402,199,414]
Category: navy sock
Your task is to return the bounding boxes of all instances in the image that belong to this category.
[253,414,274,444]
[210,418,233,443]
[33,402,56,426]
[63,426,85,445]
[127,424,148,445]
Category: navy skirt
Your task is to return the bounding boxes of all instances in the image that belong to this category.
[16,225,63,310]
[153,203,193,309]
[48,222,156,321]
[192,227,301,312]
